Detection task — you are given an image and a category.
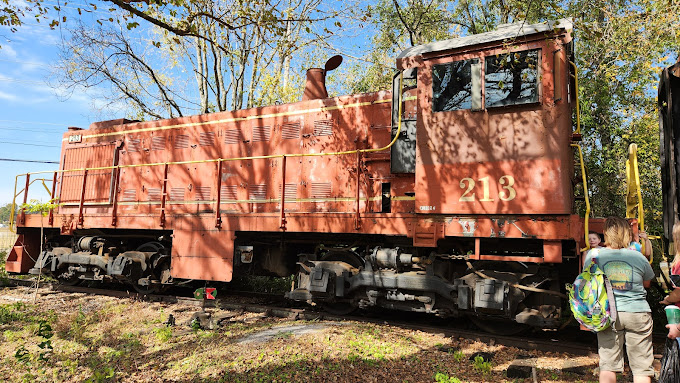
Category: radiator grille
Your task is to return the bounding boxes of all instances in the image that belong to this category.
[174,134,190,149]
[199,132,215,147]
[126,138,141,153]
[121,189,137,202]
[313,120,333,136]
[248,184,267,200]
[281,122,301,139]
[151,136,166,151]
[311,182,332,198]
[220,185,238,201]
[224,129,243,144]
[147,188,162,201]
[252,126,271,142]
[282,183,297,200]
[169,187,185,201]
[195,186,211,200]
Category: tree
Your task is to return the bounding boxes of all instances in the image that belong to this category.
[570,0,680,233]
[0,203,16,224]
[347,0,457,94]
[55,0,347,118]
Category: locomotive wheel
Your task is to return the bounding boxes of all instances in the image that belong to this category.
[56,275,81,286]
[132,282,165,295]
[132,242,169,295]
[468,316,529,336]
[319,249,362,315]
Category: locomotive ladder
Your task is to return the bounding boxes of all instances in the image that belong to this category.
[570,61,591,252]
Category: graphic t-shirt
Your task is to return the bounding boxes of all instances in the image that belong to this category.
[583,248,654,312]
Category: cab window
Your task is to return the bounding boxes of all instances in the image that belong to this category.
[485,49,540,108]
[432,58,479,112]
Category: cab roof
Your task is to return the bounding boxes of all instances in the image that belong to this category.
[396,18,573,59]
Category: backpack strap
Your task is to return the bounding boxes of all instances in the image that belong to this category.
[590,249,618,323]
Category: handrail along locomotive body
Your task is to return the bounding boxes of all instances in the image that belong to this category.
[7,19,587,329]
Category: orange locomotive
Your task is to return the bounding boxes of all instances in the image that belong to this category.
[7,19,586,329]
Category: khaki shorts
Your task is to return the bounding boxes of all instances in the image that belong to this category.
[596,311,654,376]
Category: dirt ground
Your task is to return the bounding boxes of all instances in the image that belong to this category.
[0,285,609,382]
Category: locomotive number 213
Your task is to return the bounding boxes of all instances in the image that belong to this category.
[458,175,516,202]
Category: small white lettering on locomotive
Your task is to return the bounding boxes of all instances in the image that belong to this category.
[68,134,82,143]
[419,205,436,211]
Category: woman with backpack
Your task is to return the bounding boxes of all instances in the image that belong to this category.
[583,216,655,383]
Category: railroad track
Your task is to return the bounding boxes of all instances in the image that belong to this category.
[4,277,602,356]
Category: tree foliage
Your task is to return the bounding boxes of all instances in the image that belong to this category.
[571,0,680,232]
[54,0,346,118]
[0,203,16,224]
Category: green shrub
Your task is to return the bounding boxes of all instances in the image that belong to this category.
[472,355,492,374]
[154,326,173,342]
[434,372,462,383]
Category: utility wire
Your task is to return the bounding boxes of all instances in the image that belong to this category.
[0,158,59,164]
[0,141,61,148]
[0,119,71,126]
[0,126,67,133]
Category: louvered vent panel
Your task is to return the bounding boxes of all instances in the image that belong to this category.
[313,120,333,136]
[220,185,238,201]
[126,139,141,153]
[169,187,185,201]
[151,136,166,151]
[252,126,271,142]
[174,134,190,149]
[121,189,137,201]
[147,188,161,201]
[311,182,332,198]
[281,122,301,139]
[282,183,297,199]
[195,186,211,201]
[224,129,243,144]
[199,132,215,147]
[249,184,267,201]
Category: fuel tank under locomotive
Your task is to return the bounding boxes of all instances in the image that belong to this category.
[29,236,172,292]
[286,247,562,328]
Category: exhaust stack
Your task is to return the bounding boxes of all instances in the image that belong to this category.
[302,55,343,101]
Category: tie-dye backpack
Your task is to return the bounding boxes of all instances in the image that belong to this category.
[566,249,618,332]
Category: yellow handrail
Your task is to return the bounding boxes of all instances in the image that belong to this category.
[625,143,649,262]
[10,177,54,233]
[571,143,590,251]
[10,72,407,231]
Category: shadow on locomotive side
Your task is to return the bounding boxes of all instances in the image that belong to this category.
[7,19,615,333]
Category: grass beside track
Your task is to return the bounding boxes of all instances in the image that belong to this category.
[0,285,604,383]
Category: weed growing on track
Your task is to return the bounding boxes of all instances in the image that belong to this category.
[472,355,492,374]
[435,372,463,383]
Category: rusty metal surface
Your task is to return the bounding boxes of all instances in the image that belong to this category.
[414,35,574,217]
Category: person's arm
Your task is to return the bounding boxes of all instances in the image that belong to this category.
[639,231,652,259]
[661,288,680,305]
[643,261,655,289]
[667,324,680,339]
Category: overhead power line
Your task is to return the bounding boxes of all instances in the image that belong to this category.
[0,141,61,148]
[0,119,70,126]
[0,158,59,164]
